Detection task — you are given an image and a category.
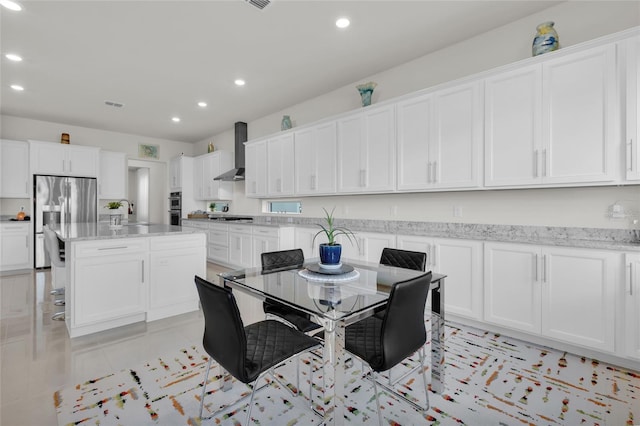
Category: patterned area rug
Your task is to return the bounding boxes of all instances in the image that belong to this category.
[54,322,639,425]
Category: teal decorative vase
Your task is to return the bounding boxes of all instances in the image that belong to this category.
[532,21,559,57]
[356,81,377,107]
[281,115,292,131]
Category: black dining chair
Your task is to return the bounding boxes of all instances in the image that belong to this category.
[345,271,433,424]
[261,249,323,334]
[194,275,321,423]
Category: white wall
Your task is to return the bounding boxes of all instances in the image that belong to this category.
[196,1,640,229]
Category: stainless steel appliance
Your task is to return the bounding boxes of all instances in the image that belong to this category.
[169,191,181,226]
[34,175,97,268]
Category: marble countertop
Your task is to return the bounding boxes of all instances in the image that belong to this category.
[52,222,197,242]
[181,216,640,252]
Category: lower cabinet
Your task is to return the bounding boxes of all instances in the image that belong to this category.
[338,231,396,263]
[251,226,279,267]
[0,222,31,271]
[148,233,206,321]
[484,242,618,353]
[625,253,640,360]
[69,234,206,337]
[397,235,483,320]
[72,241,147,330]
[228,226,253,268]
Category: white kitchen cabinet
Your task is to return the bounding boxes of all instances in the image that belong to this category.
[72,239,147,330]
[294,122,337,195]
[397,81,482,191]
[245,140,268,198]
[0,222,31,271]
[29,140,99,177]
[624,253,640,359]
[295,226,325,259]
[0,140,29,198]
[485,242,617,352]
[251,227,280,267]
[98,150,127,199]
[338,231,395,263]
[397,234,483,320]
[169,156,182,191]
[208,222,229,264]
[485,43,617,187]
[194,151,233,201]
[626,35,640,181]
[266,134,295,197]
[228,225,253,268]
[337,104,396,193]
[148,233,206,321]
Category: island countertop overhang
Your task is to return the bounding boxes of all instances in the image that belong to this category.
[52,222,202,242]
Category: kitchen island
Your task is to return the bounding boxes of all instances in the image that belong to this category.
[54,223,206,338]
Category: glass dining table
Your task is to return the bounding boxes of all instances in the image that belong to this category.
[218,258,446,425]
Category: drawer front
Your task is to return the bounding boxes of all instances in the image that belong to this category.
[74,238,148,258]
[208,244,229,263]
[0,223,30,233]
[209,229,229,247]
[252,226,279,238]
[228,224,252,235]
[150,233,206,251]
[208,222,229,231]
[181,221,209,229]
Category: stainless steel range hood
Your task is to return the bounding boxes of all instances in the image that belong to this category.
[214,122,247,181]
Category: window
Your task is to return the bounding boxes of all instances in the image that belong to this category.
[266,201,302,214]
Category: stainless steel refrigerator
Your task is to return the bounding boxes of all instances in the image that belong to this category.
[34,175,97,268]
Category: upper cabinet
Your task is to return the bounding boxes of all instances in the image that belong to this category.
[30,140,99,177]
[169,156,182,191]
[0,140,30,198]
[193,151,233,201]
[337,104,396,193]
[626,35,640,181]
[294,122,337,195]
[245,140,268,198]
[266,134,295,197]
[485,44,618,187]
[397,81,482,191]
[99,150,127,200]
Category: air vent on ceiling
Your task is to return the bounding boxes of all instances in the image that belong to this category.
[246,0,270,9]
[104,100,124,108]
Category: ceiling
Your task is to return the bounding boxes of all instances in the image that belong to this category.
[1,1,561,143]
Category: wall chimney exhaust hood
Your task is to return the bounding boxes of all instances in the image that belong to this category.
[214,122,247,181]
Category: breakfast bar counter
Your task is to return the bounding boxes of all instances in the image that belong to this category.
[55,223,207,338]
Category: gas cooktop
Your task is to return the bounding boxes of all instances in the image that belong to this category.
[208,216,253,222]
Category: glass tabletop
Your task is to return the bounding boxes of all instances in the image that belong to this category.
[219,258,439,322]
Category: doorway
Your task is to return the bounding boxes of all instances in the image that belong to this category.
[128,159,167,224]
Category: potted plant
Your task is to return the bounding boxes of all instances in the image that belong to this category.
[105,201,123,227]
[312,207,358,266]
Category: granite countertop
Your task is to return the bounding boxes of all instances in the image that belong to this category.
[182,216,640,252]
[52,222,198,242]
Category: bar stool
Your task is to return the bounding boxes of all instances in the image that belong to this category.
[43,225,66,321]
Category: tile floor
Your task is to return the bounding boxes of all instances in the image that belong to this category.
[2,264,639,426]
[0,263,238,426]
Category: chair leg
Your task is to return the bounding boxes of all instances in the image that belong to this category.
[245,376,262,426]
[199,357,213,419]
[419,347,430,412]
[51,311,65,321]
[369,370,384,426]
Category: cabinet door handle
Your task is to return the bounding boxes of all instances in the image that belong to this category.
[630,263,634,296]
[533,150,538,178]
[628,139,634,172]
[142,260,145,283]
[534,254,539,281]
[432,244,437,267]
[277,178,282,192]
[542,254,547,282]
[69,160,72,172]
[311,175,316,190]
[25,235,29,247]
[542,149,547,177]
[427,162,432,183]
[432,161,437,183]
[98,246,128,250]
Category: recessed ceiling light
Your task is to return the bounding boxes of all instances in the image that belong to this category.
[172,117,181,123]
[234,79,246,86]
[336,17,350,29]
[0,0,22,11]
[5,53,22,62]
[197,101,207,107]
[10,84,24,91]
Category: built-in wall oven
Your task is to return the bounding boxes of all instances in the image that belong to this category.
[169,191,181,226]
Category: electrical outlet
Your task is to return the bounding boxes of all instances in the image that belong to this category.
[453,206,462,217]
[610,204,625,219]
